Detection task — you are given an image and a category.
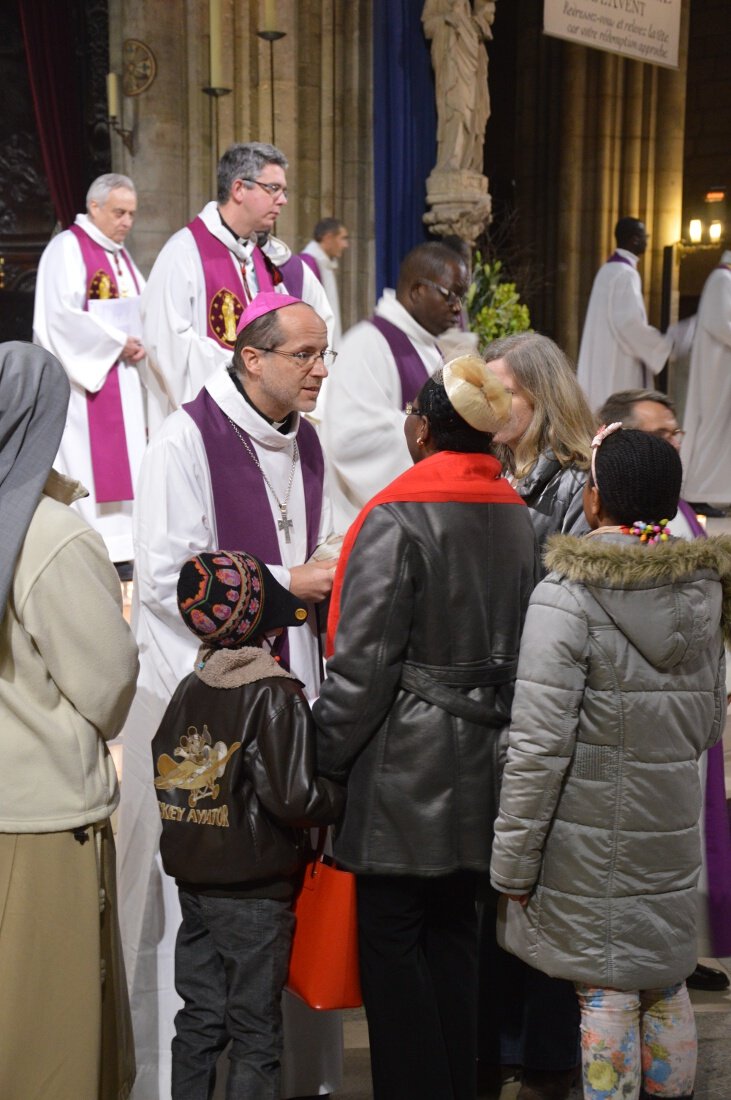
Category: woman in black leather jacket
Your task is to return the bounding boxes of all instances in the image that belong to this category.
[479,331,595,1100]
[313,357,539,1100]
[484,331,595,559]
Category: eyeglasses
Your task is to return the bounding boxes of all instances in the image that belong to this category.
[241,179,289,199]
[650,427,686,443]
[405,402,424,416]
[418,279,466,307]
[254,347,337,369]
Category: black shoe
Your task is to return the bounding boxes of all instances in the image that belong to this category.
[686,502,728,518]
[114,559,134,582]
[686,961,730,991]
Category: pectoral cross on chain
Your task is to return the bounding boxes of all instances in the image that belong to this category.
[278,506,294,544]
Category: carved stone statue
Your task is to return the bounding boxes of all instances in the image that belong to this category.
[422,0,496,245]
[422,0,495,174]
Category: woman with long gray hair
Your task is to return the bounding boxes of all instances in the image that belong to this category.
[485,330,595,556]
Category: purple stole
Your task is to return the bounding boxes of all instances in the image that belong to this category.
[675,498,731,953]
[68,224,137,503]
[607,252,635,267]
[187,217,280,350]
[278,252,322,298]
[368,316,432,408]
[183,386,324,670]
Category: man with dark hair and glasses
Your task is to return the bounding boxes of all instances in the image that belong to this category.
[598,387,731,998]
[140,142,333,420]
[118,293,344,1100]
[321,240,469,528]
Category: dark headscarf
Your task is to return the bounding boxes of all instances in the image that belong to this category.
[0,342,70,621]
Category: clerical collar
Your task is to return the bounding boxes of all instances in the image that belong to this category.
[227,367,292,433]
[218,209,250,248]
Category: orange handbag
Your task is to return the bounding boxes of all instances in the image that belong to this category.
[286,830,362,1010]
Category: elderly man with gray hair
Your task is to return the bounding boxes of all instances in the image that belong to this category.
[140,141,333,417]
[33,172,147,572]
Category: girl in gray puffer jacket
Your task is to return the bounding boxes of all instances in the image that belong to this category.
[491,427,731,1100]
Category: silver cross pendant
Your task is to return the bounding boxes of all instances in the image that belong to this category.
[278,507,294,544]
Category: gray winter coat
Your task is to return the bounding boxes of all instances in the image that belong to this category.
[490,531,731,991]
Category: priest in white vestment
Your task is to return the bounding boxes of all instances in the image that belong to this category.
[301,217,349,350]
[577,217,672,413]
[681,251,731,507]
[140,142,333,419]
[33,173,147,564]
[117,295,341,1100]
[321,241,469,530]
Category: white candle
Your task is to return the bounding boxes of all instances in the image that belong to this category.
[262,0,277,32]
[107,72,120,119]
[210,0,223,88]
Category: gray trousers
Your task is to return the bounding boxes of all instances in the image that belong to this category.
[172,888,295,1100]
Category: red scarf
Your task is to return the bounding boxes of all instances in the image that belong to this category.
[326,450,524,656]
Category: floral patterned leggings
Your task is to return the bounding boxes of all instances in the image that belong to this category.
[575,982,696,1099]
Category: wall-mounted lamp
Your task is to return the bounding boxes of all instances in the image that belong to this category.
[689,219,703,244]
[107,72,134,153]
[709,220,723,243]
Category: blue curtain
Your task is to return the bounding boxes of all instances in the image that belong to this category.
[373,0,437,298]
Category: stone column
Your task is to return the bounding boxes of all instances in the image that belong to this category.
[108,0,374,328]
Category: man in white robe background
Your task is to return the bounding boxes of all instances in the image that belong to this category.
[117,294,341,1100]
[577,216,672,412]
[301,217,349,349]
[140,142,333,419]
[321,241,469,530]
[33,173,147,567]
[680,250,731,509]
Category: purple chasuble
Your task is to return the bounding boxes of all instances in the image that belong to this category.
[68,223,137,503]
[278,251,320,297]
[368,316,432,408]
[279,253,322,298]
[676,498,731,953]
[183,387,324,669]
[187,217,281,349]
[183,387,323,559]
[676,499,707,540]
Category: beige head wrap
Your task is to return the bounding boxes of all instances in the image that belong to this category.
[442,355,512,433]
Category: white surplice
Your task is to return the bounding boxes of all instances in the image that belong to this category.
[33,214,147,563]
[577,249,672,413]
[320,289,443,530]
[116,365,340,1100]
[681,254,731,505]
[139,202,334,419]
[302,239,342,348]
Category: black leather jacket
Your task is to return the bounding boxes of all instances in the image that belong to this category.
[313,497,539,876]
[153,649,343,896]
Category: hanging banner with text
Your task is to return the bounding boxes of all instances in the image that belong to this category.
[543,0,681,69]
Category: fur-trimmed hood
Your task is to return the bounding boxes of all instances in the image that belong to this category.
[544,531,731,669]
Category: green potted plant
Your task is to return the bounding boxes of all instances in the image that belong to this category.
[466,252,531,353]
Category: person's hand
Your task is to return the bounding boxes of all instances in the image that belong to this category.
[122,336,145,363]
[289,561,337,602]
[507,893,530,908]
